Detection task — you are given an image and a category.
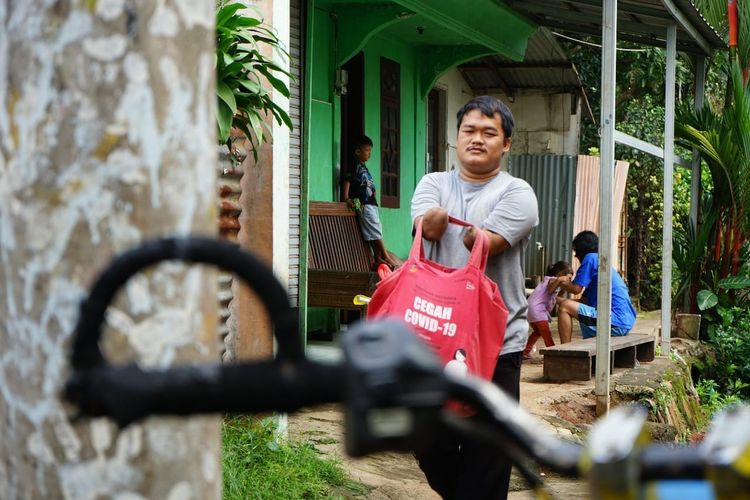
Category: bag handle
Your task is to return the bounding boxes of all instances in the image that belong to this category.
[410,215,490,271]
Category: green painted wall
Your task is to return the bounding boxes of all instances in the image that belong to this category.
[307,19,426,260]
[306,5,429,333]
[308,7,339,202]
[362,34,426,259]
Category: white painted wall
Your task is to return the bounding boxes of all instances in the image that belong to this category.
[433,72,582,173]
[495,91,581,156]
[435,69,474,172]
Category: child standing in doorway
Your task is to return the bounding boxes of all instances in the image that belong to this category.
[343,135,398,268]
[523,260,574,360]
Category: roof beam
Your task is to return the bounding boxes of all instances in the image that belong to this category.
[613,130,691,167]
[461,62,574,70]
[558,0,673,20]
[545,20,706,54]
[660,0,711,55]
[472,85,580,94]
[518,3,682,39]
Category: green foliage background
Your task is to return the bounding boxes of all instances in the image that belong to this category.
[564,41,717,309]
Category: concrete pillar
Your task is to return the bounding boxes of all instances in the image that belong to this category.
[0,2,220,498]
[234,0,292,361]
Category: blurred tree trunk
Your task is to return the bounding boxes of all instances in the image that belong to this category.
[0,1,220,498]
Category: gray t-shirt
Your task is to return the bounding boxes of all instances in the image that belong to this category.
[411,169,539,355]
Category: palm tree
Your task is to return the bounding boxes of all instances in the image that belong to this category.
[676,63,750,309]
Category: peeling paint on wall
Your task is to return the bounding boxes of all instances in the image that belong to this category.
[96,0,127,22]
[173,0,214,30]
[150,1,180,38]
[83,34,128,62]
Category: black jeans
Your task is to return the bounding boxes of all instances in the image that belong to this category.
[415,351,522,500]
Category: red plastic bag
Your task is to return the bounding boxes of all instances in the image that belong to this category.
[367,217,508,381]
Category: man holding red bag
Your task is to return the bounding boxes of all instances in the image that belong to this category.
[411,95,539,499]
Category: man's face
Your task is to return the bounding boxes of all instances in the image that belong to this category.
[355,145,372,163]
[456,109,511,176]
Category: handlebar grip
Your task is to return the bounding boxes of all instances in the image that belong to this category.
[66,360,344,428]
[71,237,301,370]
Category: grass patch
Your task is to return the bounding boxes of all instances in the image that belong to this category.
[222,416,370,499]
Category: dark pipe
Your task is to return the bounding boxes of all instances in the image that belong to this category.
[70,236,301,370]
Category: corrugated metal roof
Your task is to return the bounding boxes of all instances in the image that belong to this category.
[458,28,595,121]
[508,154,633,278]
[506,0,725,56]
[459,29,583,94]
[508,154,577,277]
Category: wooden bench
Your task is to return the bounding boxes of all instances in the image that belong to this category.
[307,201,378,310]
[540,333,656,381]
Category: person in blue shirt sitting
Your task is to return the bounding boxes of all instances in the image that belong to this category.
[555,230,636,343]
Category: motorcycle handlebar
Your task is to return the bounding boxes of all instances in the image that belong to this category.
[65,236,750,494]
[70,237,302,371]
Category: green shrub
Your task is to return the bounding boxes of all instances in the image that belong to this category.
[694,305,750,402]
[695,379,743,416]
[222,416,368,499]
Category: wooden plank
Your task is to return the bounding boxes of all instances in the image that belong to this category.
[543,352,615,381]
[609,333,656,349]
[613,345,636,368]
[540,333,654,356]
[538,347,592,358]
[543,355,591,381]
[309,201,357,217]
[541,333,655,382]
[636,341,655,362]
[308,270,376,309]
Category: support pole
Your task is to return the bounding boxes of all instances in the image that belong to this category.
[661,24,677,355]
[595,0,617,417]
[689,56,706,232]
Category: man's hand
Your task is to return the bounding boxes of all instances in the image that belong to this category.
[420,208,449,241]
[463,226,510,256]
[463,226,479,251]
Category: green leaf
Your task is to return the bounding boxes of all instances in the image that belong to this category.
[718,275,750,290]
[232,17,263,28]
[697,290,719,311]
[222,61,244,77]
[237,77,262,94]
[221,51,235,69]
[217,100,234,143]
[217,3,245,28]
[256,66,290,97]
[217,81,237,114]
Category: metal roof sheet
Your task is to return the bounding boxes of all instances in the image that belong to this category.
[505,0,725,56]
[457,29,595,120]
[459,29,583,94]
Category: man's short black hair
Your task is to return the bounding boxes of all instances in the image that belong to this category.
[353,135,373,150]
[572,231,599,258]
[456,95,514,138]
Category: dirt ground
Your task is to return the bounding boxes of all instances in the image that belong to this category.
[287,359,597,499]
[291,317,661,498]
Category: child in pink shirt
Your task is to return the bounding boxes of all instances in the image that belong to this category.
[523,260,574,360]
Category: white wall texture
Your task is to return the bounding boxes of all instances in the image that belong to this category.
[0,2,221,498]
